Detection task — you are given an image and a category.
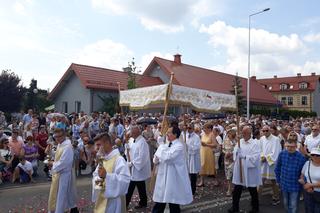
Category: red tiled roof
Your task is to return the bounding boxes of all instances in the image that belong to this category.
[144,57,277,104]
[48,63,163,100]
[257,75,320,92]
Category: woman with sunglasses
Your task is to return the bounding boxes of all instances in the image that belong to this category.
[299,147,320,213]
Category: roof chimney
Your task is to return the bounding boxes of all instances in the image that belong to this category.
[274,75,277,78]
[174,54,182,65]
[311,72,316,76]
[297,73,301,77]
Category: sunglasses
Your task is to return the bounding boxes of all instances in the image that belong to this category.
[312,129,319,131]
[311,154,320,157]
[262,130,269,132]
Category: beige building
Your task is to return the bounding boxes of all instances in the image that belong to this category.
[257,73,320,115]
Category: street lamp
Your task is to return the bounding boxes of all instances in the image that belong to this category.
[247,8,270,120]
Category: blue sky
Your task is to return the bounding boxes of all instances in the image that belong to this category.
[1,0,320,90]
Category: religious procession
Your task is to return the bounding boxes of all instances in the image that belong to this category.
[1,76,320,213]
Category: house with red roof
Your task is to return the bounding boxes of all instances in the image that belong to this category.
[49,54,277,114]
[48,63,162,113]
[257,73,320,115]
[144,54,277,107]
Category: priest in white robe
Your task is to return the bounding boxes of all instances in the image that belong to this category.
[48,128,78,213]
[186,124,201,195]
[92,132,130,213]
[126,125,151,209]
[152,126,193,213]
[260,125,282,204]
[229,126,261,213]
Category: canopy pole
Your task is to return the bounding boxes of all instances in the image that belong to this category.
[117,82,123,116]
[161,72,174,136]
[235,80,243,183]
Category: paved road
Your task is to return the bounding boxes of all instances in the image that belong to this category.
[0,176,306,213]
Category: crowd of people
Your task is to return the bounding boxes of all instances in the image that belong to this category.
[0,109,320,213]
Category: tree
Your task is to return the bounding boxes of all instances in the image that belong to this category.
[230,74,245,114]
[123,58,141,89]
[22,79,53,112]
[0,70,25,112]
[24,79,38,111]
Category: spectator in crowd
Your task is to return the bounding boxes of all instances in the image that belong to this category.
[8,129,24,170]
[275,132,306,213]
[304,125,320,154]
[23,123,33,140]
[22,109,33,128]
[35,125,48,161]
[223,128,236,196]
[0,138,13,184]
[21,136,39,176]
[79,135,95,175]
[0,127,8,141]
[0,111,7,128]
[213,127,222,173]
[115,118,125,140]
[12,157,34,183]
[72,118,81,140]
[299,147,320,213]
[38,112,47,127]
[31,114,39,138]
[198,123,218,187]
[89,112,100,138]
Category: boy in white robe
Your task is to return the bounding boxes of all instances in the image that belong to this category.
[152,126,193,213]
[48,128,78,213]
[186,124,201,195]
[260,125,282,205]
[229,126,261,213]
[92,132,130,213]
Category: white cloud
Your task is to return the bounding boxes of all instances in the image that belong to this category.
[73,39,134,71]
[303,33,320,43]
[199,21,310,78]
[140,17,184,33]
[91,0,223,33]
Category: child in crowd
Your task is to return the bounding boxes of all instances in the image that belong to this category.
[12,157,34,183]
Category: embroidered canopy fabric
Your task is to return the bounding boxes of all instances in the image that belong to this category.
[119,84,236,112]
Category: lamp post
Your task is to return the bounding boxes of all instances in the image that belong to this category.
[247,8,270,120]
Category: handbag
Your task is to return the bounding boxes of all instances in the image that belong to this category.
[307,161,320,203]
[79,146,88,170]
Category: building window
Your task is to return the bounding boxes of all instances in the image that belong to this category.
[287,97,293,105]
[281,97,287,105]
[75,101,81,113]
[280,83,289,90]
[299,82,308,89]
[301,96,308,105]
[62,102,68,113]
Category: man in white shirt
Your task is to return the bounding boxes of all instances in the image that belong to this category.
[126,125,151,209]
[152,126,193,213]
[260,125,282,205]
[305,125,320,152]
[229,126,261,213]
